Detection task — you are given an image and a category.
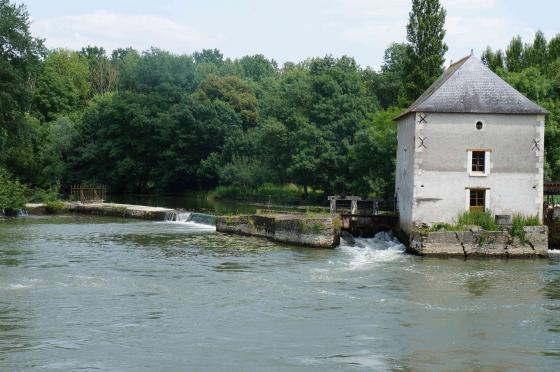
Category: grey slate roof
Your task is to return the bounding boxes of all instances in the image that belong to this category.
[395,54,549,120]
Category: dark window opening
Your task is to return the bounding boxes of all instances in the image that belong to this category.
[470,189,486,212]
[476,121,483,130]
[472,151,485,173]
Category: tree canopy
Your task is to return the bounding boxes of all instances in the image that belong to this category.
[2,0,560,210]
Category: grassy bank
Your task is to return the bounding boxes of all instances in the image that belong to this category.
[208,184,325,206]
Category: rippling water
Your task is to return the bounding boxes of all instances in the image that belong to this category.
[1,215,559,371]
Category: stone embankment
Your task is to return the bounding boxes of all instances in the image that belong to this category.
[409,226,548,257]
[216,213,340,248]
[25,202,175,220]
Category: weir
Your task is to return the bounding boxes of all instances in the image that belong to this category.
[164,211,216,225]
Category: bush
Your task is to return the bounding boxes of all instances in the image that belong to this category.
[29,181,61,203]
[44,199,65,214]
[511,214,540,241]
[456,210,500,231]
[0,168,29,214]
[209,183,325,205]
[427,210,499,232]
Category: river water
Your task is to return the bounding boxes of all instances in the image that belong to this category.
[1,214,559,371]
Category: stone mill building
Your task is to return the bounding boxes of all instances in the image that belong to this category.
[394,53,548,233]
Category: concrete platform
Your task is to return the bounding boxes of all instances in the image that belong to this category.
[25,202,175,220]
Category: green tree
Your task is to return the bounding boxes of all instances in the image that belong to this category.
[481,46,505,71]
[32,49,90,121]
[194,74,258,129]
[238,54,277,81]
[0,0,45,183]
[400,0,447,106]
[525,30,548,69]
[349,108,399,197]
[505,36,525,72]
[38,116,77,186]
[80,46,117,96]
[372,43,408,108]
[549,35,560,62]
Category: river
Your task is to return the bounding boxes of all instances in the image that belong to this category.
[1,209,559,370]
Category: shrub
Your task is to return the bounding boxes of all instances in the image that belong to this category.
[0,168,29,214]
[44,200,65,214]
[29,181,61,203]
[427,210,500,232]
[209,183,325,205]
[511,214,540,241]
[456,210,499,231]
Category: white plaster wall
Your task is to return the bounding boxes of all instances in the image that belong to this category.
[409,112,544,226]
[395,113,416,233]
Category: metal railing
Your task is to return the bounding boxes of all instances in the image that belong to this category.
[69,184,106,203]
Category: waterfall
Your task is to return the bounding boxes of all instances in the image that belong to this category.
[164,211,177,222]
[17,209,29,217]
[164,210,215,226]
[163,211,194,223]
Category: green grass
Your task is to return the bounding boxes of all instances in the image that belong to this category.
[511,214,540,241]
[456,210,500,231]
[209,183,325,205]
[428,211,541,240]
[428,210,499,231]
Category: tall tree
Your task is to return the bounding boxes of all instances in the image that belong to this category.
[505,36,525,72]
[481,46,505,71]
[549,35,560,62]
[525,30,548,69]
[32,49,90,121]
[372,43,408,108]
[80,46,117,96]
[0,0,45,181]
[399,0,447,106]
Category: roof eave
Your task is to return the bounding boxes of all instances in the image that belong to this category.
[393,108,549,122]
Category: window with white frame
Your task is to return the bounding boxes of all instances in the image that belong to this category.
[467,150,490,176]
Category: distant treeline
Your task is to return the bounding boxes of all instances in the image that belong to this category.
[1,0,559,209]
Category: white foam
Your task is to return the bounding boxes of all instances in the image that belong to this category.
[338,231,405,270]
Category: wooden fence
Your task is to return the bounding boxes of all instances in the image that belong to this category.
[70,184,106,202]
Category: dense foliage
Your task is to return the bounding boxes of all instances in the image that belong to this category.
[1,0,559,209]
[482,32,560,180]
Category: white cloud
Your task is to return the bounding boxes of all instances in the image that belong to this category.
[31,11,218,53]
[341,22,406,46]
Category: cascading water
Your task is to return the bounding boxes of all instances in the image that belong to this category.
[338,231,406,270]
[163,210,216,229]
[164,211,192,222]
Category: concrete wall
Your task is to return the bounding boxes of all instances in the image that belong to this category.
[409,226,548,257]
[395,113,417,233]
[216,214,339,248]
[396,112,544,230]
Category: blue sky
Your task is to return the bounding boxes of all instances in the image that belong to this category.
[22,0,559,69]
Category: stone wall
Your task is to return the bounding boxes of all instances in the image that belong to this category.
[216,214,339,248]
[409,226,548,257]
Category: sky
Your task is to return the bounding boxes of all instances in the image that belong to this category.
[21,0,559,69]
